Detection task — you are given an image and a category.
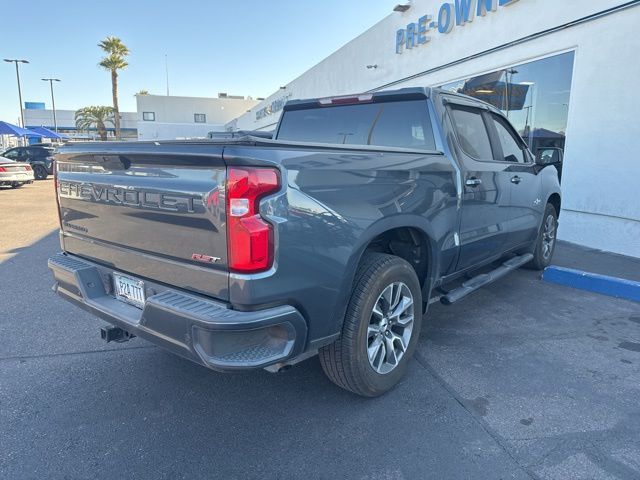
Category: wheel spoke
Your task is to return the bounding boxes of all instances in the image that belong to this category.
[390,332,406,353]
[372,302,384,320]
[391,283,402,310]
[367,324,379,338]
[375,342,386,371]
[390,296,413,321]
[368,336,383,364]
[380,285,394,315]
[395,313,414,328]
[384,336,398,365]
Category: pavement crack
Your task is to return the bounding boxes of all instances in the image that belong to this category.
[414,350,540,480]
[0,344,157,363]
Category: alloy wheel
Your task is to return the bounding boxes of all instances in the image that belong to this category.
[542,214,556,260]
[367,282,414,374]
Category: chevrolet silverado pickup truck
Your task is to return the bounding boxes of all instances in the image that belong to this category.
[48,87,562,396]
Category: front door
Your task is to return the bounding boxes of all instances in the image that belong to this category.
[487,113,543,248]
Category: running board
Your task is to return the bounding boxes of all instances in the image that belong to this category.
[441,254,533,305]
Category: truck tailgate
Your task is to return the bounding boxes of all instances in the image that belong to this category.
[55,144,229,301]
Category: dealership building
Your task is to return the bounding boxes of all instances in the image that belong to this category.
[231,0,640,258]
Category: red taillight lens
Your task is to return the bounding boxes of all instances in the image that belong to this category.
[0,167,6,172]
[226,167,280,273]
[24,165,32,171]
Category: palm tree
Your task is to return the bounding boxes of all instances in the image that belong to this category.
[136,90,149,96]
[98,36,129,140]
[75,106,115,141]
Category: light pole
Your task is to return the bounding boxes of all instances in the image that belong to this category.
[3,59,29,127]
[41,78,61,132]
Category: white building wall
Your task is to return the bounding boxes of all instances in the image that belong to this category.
[136,95,258,140]
[24,109,138,134]
[232,0,640,258]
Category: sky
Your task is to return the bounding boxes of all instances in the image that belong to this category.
[0,0,395,124]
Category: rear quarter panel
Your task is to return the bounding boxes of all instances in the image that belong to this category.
[223,145,459,345]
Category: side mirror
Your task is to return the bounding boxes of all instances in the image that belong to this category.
[535,147,563,166]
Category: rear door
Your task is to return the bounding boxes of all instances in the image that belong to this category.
[56,143,229,300]
[446,102,513,270]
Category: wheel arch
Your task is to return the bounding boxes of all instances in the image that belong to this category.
[332,216,440,331]
[548,192,561,218]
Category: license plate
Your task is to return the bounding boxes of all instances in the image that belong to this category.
[113,273,146,309]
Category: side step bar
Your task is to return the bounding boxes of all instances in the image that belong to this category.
[441,254,533,305]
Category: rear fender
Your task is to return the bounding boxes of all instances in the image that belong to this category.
[330,215,439,332]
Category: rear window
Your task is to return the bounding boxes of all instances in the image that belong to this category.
[277,100,436,151]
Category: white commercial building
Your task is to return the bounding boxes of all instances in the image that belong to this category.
[23,106,138,140]
[136,94,259,141]
[231,0,640,258]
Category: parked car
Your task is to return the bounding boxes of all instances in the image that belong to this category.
[0,156,34,188]
[48,87,562,396]
[1,145,55,180]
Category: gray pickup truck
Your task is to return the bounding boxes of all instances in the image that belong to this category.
[48,87,562,396]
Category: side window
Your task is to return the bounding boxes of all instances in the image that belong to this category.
[492,115,525,163]
[3,149,17,160]
[449,107,493,160]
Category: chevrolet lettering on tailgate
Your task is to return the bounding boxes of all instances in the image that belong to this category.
[58,181,199,213]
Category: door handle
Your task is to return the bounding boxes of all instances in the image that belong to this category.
[511,176,522,184]
[465,177,482,187]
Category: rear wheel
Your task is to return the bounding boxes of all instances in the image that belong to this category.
[319,253,422,397]
[33,165,48,180]
[526,203,558,270]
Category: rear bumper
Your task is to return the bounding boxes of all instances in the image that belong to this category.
[48,253,308,371]
[0,172,34,183]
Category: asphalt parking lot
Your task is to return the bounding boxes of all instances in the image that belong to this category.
[1,181,639,479]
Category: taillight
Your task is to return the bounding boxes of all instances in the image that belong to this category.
[24,165,32,171]
[226,167,280,273]
[0,167,6,172]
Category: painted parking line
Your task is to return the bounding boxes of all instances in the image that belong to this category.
[543,266,640,303]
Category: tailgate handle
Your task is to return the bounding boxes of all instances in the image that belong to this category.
[94,155,131,170]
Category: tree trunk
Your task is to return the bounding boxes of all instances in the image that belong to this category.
[97,120,107,141]
[111,69,121,140]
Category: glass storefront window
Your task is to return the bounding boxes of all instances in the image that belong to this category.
[440,51,575,156]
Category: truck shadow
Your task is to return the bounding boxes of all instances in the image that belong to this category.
[5,231,640,479]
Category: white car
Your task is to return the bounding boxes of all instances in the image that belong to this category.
[0,156,35,188]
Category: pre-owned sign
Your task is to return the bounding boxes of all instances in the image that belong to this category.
[395,0,520,54]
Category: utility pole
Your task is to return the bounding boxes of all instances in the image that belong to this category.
[42,78,61,132]
[165,54,170,96]
[4,58,29,127]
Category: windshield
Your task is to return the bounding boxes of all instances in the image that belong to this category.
[277,100,436,150]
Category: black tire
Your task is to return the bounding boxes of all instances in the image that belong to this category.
[319,253,423,397]
[526,203,558,270]
[33,165,48,180]
[10,182,24,188]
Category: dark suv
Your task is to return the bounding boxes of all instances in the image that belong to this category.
[2,146,55,180]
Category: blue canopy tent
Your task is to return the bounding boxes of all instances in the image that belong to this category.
[0,121,44,150]
[28,126,69,140]
[0,121,44,138]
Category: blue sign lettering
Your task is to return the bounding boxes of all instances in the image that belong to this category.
[395,0,521,54]
[477,0,498,16]
[455,0,475,25]
[417,15,432,44]
[438,3,454,34]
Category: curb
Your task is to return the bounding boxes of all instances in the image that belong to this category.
[542,266,640,303]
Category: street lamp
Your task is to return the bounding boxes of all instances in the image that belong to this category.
[4,59,29,128]
[41,78,61,133]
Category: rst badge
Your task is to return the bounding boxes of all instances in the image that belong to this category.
[191,253,221,264]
